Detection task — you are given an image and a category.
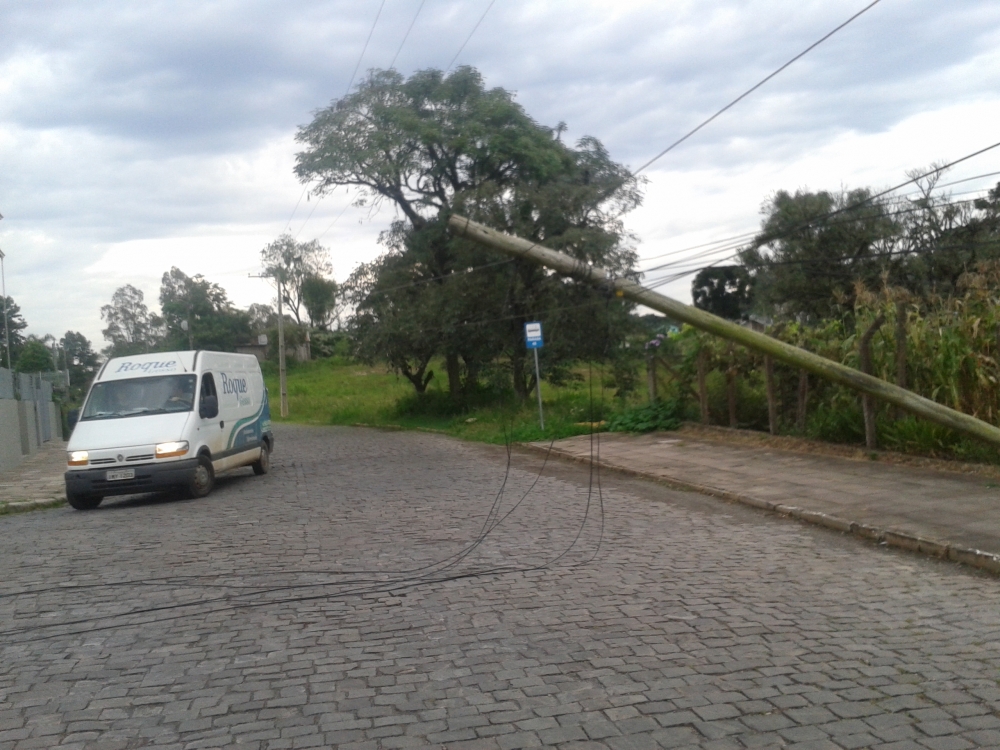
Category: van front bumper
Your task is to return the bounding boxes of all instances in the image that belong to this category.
[65,459,199,498]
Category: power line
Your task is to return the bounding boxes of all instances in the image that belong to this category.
[638,189,995,277]
[639,145,1000,277]
[390,0,427,70]
[283,186,308,234]
[446,0,497,71]
[285,0,387,238]
[316,202,353,242]
[636,177,1000,268]
[345,0,387,97]
[633,0,884,176]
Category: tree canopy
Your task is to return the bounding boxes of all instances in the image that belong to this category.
[259,235,333,326]
[1,295,28,368]
[15,339,54,373]
[101,284,161,357]
[733,178,1000,322]
[297,66,644,399]
[159,267,251,351]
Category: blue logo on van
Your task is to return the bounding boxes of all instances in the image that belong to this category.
[220,372,248,396]
[115,360,178,374]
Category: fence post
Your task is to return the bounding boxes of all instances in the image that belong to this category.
[860,313,886,450]
[895,300,907,420]
[796,370,808,432]
[764,355,777,435]
[697,349,709,424]
[726,344,737,428]
[647,355,657,403]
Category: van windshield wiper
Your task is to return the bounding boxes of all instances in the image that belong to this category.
[80,411,124,421]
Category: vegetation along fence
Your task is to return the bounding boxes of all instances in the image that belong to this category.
[644,263,1000,460]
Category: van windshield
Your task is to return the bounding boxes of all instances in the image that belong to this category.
[81,375,198,421]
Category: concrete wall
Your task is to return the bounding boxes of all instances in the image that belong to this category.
[0,368,61,475]
[0,400,22,472]
[18,400,39,455]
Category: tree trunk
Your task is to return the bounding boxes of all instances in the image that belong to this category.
[512,350,529,402]
[400,358,434,394]
[462,355,480,393]
[895,300,907,420]
[647,355,657,403]
[859,313,886,450]
[764,355,777,435]
[726,345,737,428]
[446,351,461,401]
[697,349,709,424]
[796,370,808,432]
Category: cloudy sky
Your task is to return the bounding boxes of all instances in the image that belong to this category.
[3,0,1000,347]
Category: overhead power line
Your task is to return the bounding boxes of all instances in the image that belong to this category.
[633,0,884,175]
[345,0,388,97]
[446,0,497,71]
[641,143,1000,277]
[390,0,427,70]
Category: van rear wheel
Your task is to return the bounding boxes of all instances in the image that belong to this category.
[189,456,215,498]
[252,443,270,475]
[67,492,103,511]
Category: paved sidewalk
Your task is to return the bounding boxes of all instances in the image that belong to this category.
[0,439,66,512]
[534,430,1000,573]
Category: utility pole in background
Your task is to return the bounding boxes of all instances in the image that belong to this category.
[250,271,288,418]
[0,245,10,371]
[276,277,288,418]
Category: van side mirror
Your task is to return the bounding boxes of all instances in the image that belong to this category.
[67,408,80,431]
[200,395,219,420]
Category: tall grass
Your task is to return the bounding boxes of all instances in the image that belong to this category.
[263,358,618,445]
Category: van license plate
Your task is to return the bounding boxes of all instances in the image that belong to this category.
[106,469,135,481]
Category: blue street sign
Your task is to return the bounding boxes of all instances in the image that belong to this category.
[525,321,543,349]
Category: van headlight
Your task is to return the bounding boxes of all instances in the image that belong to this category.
[155,441,189,458]
[68,450,89,466]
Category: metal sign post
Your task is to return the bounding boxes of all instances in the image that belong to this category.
[525,321,544,430]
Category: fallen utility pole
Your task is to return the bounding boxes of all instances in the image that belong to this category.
[449,214,1000,449]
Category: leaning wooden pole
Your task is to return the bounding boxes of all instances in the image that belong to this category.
[449,214,1000,449]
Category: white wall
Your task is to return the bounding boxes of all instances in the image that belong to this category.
[0,400,23,472]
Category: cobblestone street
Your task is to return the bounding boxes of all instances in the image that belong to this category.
[1,424,999,749]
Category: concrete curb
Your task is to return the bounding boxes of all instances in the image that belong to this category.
[524,443,1000,577]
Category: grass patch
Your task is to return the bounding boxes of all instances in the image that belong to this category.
[263,358,624,444]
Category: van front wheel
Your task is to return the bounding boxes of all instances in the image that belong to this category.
[67,491,103,511]
[189,456,215,499]
[252,444,270,475]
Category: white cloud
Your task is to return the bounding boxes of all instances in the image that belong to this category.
[2,0,1000,349]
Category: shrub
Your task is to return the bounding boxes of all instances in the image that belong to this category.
[608,399,683,433]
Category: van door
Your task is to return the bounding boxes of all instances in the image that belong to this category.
[197,372,228,463]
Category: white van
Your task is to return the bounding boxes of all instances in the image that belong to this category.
[65,351,273,510]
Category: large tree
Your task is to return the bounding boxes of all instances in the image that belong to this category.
[296,66,643,399]
[0,295,28,369]
[15,338,55,373]
[259,235,333,325]
[300,274,340,329]
[739,188,902,320]
[691,266,753,321]
[59,331,100,389]
[101,284,161,356]
[159,267,252,352]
